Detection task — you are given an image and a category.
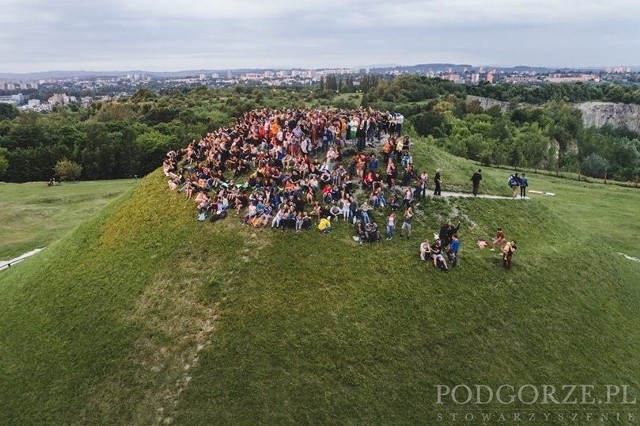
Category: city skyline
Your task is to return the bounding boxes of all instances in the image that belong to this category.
[1,0,640,73]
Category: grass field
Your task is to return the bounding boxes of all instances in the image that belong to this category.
[0,179,138,260]
[0,140,639,424]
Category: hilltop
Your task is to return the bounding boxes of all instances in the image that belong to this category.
[1,132,639,423]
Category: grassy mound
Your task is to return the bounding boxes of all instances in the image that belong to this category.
[1,153,639,423]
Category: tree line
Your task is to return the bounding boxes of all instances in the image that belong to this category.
[0,88,249,182]
[1,78,640,182]
[362,76,640,182]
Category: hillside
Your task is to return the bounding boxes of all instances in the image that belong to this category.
[0,179,137,259]
[1,145,639,424]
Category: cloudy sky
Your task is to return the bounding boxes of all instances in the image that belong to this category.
[1,0,639,72]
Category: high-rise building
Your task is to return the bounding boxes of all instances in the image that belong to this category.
[485,72,494,84]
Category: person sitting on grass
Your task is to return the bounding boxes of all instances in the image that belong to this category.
[365,221,380,243]
[419,239,432,261]
[254,204,273,228]
[295,213,305,232]
[354,221,367,243]
[271,206,286,229]
[242,202,258,225]
[310,201,322,224]
[300,212,311,230]
[195,190,210,211]
[491,227,506,251]
[329,202,342,221]
[318,216,332,234]
[431,239,449,271]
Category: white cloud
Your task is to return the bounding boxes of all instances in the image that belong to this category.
[0,0,639,72]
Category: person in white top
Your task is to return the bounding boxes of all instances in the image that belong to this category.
[420,239,432,261]
[386,212,396,240]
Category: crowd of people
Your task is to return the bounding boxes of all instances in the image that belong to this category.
[163,107,516,271]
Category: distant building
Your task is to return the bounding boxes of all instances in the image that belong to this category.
[48,93,70,106]
[0,93,25,105]
[546,74,596,83]
[445,73,462,83]
[485,72,494,84]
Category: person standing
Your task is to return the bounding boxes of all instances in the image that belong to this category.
[400,206,414,238]
[520,173,528,198]
[471,169,482,196]
[419,171,429,199]
[434,168,442,196]
[448,234,460,267]
[386,212,396,240]
[502,240,517,269]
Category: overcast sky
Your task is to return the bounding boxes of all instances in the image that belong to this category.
[1,0,639,72]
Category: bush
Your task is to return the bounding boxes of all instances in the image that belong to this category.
[54,159,83,182]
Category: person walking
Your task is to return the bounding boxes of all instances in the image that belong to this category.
[434,168,442,196]
[508,173,520,198]
[471,169,482,196]
[520,173,528,198]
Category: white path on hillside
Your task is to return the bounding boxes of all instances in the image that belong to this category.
[619,252,640,263]
[0,248,45,272]
[429,191,528,200]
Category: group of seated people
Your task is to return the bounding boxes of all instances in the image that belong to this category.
[419,222,462,272]
[164,107,421,232]
[165,107,473,269]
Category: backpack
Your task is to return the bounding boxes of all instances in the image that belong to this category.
[507,176,515,187]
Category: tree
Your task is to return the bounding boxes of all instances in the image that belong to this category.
[609,138,640,181]
[0,103,19,120]
[54,159,83,182]
[581,153,609,179]
[0,148,8,179]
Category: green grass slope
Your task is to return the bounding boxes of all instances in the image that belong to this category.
[0,179,137,259]
[1,155,639,424]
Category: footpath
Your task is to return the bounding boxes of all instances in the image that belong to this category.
[0,248,45,272]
